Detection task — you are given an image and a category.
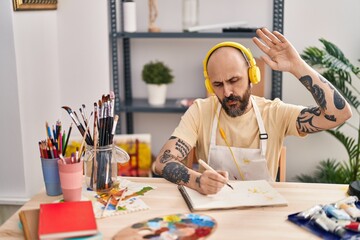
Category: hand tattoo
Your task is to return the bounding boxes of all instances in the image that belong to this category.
[196,175,201,188]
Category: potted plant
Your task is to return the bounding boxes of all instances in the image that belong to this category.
[142,60,174,105]
[296,38,360,184]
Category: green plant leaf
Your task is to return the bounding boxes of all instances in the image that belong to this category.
[142,61,174,85]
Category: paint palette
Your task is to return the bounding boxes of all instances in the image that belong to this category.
[113,213,217,240]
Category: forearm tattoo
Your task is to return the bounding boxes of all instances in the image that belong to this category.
[334,91,346,110]
[299,75,327,110]
[297,107,324,133]
[318,74,346,110]
[162,162,190,184]
[160,149,178,164]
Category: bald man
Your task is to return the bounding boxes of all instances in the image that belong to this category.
[153,28,352,195]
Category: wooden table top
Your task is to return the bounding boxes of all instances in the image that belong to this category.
[0,177,350,239]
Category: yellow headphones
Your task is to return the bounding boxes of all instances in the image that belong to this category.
[203,41,261,94]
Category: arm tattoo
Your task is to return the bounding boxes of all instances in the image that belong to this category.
[160,149,178,164]
[299,75,327,110]
[334,91,346,110]
[162,162,190,184]
[325,114,336,122]
[175,139,191,158]
[319,74,345,110]
[297,107,324,133]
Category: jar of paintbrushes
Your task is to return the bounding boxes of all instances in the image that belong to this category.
[63,92,130,192]
[83,144,129,192]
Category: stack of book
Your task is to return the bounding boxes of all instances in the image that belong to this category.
[19,201,101,240]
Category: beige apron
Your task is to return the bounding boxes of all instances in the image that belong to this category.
[208,96,273,181]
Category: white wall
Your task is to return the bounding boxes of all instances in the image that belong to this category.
[0,0,109,203]
[0,0,26,204]
[0,0,359,201]
[57,0,110,121]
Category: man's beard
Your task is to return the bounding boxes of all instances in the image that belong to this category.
[220,87,251,117]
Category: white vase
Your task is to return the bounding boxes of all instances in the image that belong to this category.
[147,84,167,106]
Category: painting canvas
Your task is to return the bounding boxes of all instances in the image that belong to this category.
[66,134,152,177]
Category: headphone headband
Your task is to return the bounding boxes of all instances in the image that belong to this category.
[203,41,260,94]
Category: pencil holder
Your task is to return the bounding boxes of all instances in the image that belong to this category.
[83,144,129,192]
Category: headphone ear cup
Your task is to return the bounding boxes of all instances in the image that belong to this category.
[205,78,214,95]
[248,65,261,85]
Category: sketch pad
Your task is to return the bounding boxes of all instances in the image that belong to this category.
[179,180,288,212]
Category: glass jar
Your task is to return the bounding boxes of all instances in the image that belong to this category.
[83,144,129,192]
[182,0,199,31]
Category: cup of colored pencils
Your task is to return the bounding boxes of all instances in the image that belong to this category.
[62,92,130,192]
[39,120,72,196]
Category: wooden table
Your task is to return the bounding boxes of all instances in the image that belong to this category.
[0,177,350,239]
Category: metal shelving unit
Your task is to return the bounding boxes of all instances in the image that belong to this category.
[109,0,284,134]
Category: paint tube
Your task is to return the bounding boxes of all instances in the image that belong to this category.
[296,204,322,219]
[311,211,346,238]
[339,203,360,219]
[323,204,351,220]
[334,196,358,208]
[345,221,360,232]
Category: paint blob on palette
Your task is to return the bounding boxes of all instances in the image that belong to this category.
[113,213,217,239]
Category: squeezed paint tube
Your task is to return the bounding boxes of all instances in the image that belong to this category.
[323,204,351,220]
[345,221,360,232]
[311,211,346,238]
[296,204,322,219]
[339,203,360,219]
[334,196,358,208]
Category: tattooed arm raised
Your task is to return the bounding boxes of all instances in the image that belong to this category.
[153,136,228,195]
[253,28,352,134]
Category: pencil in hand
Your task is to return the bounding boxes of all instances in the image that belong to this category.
[198,159,234,190]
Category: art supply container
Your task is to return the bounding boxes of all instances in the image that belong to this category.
[83,144,129,192]
[182,0,199,30]
[41,158,62,196]
[123,0,137,32]
[58,158,83,202]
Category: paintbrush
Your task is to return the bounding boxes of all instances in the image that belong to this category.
[105,94,113,146]
[110,115,119,144]
[102,195,113,218]
[98,99,104,146]
[62,122,72,156]
[62,106,93,145]
[80,106,93,143]
[90,102,98,189]
[102,95,109,146]
[81,104,89,126]
[198,159,234,190]
[77,121,92,162]
[109,92,115,144]
[74,110,93,145]
[115,187,128,210]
